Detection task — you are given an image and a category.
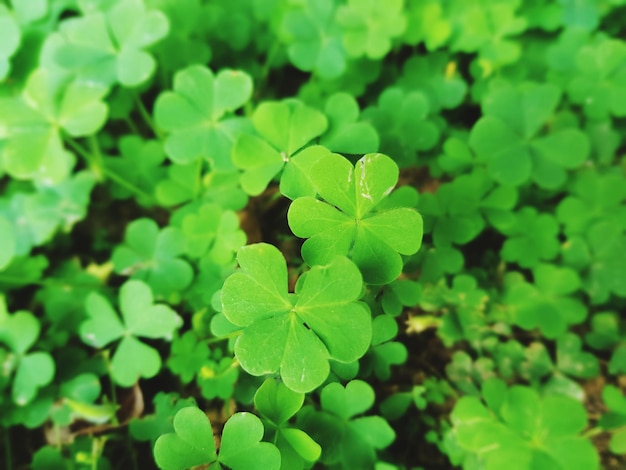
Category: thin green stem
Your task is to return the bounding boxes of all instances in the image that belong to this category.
[125,116,141,135]
[134,94,162,139]
[65,136,97,169]
[255,39,281,98]
[203,330,243,345]
[582,426,605,439]
[64,136,158,204]
[582,424,626,440]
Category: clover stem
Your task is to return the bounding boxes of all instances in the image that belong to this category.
[124,116,141,135]
[65,136,159,204]
[582,426,604,439]
[256,39,281,98]
[203,330,243,344]
[134,94,162,139]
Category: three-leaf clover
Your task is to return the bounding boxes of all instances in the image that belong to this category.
[403,0,451,50]
[0,301,55,406]
[154,408,281,470]
[288,152,423,285]
[336,0,406,60]
[79,280,183,386]
[180,203,246,263]
[503,266,587,339]
[45,0,169,87]
[280,0,346,79]
[0,68,108,183]
[567,37,626,119]
[362,87,440,167]
[298,380,395,468]
[499,207,560,268]
[450,379,599,469]
[419,169,518,248]
[396,52,468,112]
[112,218,194,298]
[447,0,527,68]
[469,82,590,188]
[154,65,253,169]
[221,243,372,393]
[232,99,328,198]
[166,331,210,384]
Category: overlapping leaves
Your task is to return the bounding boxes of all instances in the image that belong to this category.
[232,99,328,198]
[469,82,590,188]
[288,152,423,284]
[154,65,253,169]
[221,243,371,393]
[0,68,107,183]
[449,379,598,470]
[44,0,169,87]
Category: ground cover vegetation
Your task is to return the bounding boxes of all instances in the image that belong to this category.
[0,0,625,468]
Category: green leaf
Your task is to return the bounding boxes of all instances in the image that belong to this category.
[112,218,194,298]
[0,5,21,81]
[154,65,253,169]
[255,378,304,425]
[154,406,217,470]
[47,0,169,87]
[362,87,440,167]
[217,412,281,470]
[0,216,16,270]
[396,52,467,111]
[504,267,586,339]
[451,383,599,470]
[500,208,560,268]
[180,203,246,263]
[567,38,626,119]
[469,82,589,188]
[299,380,394,468]
[556,333,599,379]
[336,0,406,60]
[0,68,108,183]
[167,331,210,384]
[321,380,375,421]
[103,136,167,204]
[319,92,379,154]
[130,392,197,444]
[403,0,451,50]
[80,291,125,348]
[447,0,527,68]
[233,99,328,197]
[80,280,182,386]
[196,357,239,400]
[281,0,346,79]
[222,243,371,393]
[288,152,423,284]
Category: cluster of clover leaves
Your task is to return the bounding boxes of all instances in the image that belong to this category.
[1,0,626,469]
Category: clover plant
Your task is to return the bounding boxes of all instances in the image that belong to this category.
[1,1,624,468]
